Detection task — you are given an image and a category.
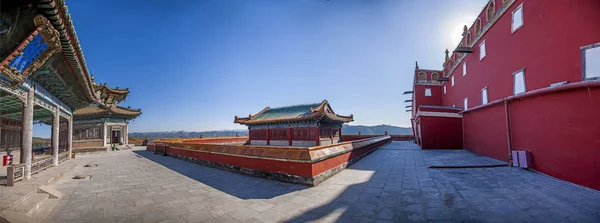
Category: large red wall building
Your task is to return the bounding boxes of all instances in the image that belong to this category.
[406,0,600,190]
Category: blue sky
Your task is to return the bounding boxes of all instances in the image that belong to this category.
[34,0,487,137]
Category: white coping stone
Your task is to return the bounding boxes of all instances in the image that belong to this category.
[38,185,62,199]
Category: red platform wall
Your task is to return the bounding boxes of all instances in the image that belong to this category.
[149,137,391,179]
[165,147,313,177]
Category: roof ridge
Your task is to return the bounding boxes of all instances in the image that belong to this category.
[267,101,322,110]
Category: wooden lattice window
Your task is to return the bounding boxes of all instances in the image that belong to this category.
[270,129,288,140]
[293,128,315,141]
[251,129,268,140]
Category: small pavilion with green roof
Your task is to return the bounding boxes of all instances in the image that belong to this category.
[234,100,354,147]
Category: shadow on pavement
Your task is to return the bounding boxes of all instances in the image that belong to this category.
[133,149,308,200]
[286,142,600,222]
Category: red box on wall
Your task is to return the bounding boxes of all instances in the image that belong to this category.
[3,155,13,166]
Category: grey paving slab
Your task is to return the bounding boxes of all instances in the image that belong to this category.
[44,143,600,223]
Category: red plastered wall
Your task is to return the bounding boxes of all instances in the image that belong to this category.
[443,0,600,108]
[418,116,463,149]
[508,87,600,190]
[463,105,509,161]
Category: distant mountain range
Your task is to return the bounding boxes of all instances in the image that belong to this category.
[128,130,248,141]
[129,125,412,141]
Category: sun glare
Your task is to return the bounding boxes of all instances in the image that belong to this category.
[450,23,464,46]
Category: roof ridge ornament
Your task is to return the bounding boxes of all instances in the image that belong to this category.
[445,49,450,63]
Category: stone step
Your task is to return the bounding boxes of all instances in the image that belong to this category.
[8,186,39,210]
[13,194,49,216]
[30,198,58,221]
[37,185,62,199]
[0,209,37,223]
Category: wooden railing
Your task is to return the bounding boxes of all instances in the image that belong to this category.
[6,152,70,186]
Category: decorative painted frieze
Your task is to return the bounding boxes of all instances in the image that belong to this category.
[0,15,61,86]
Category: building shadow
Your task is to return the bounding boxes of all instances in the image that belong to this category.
[285,142,600,223]
[131,142,600,222]
[132,149,308,200]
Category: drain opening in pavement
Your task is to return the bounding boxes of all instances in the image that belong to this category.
[73,175,92,180]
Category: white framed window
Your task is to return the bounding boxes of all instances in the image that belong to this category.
[451,75,455,86]
[582,42,600,80]
[443,85,447,94]
[463,97,468,110]
[513,69,526,95]
[512,3,524,33]
[481,87,488,104]
[462,62,467,76]
[480,40,486,60]
[425,88,432,96]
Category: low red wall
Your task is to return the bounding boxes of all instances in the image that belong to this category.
[148,136,392,179]
[164,147,313,177]
[419,116,462,149]
[463,105,509,161]
[183,138,248,144]
[510,87,600,191]
[341,134,411,142]
[463,86,600,190]
[311,139,390,176]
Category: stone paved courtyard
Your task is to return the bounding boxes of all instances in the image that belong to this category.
[45,142,600,223]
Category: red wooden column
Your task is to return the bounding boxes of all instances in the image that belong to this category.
[330,128,333,144]
[266,128,270,145]
[315,127,320,146]
[288,128,292,146]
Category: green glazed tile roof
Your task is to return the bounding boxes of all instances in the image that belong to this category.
[234,100,353,125]
[253,103,322,120]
